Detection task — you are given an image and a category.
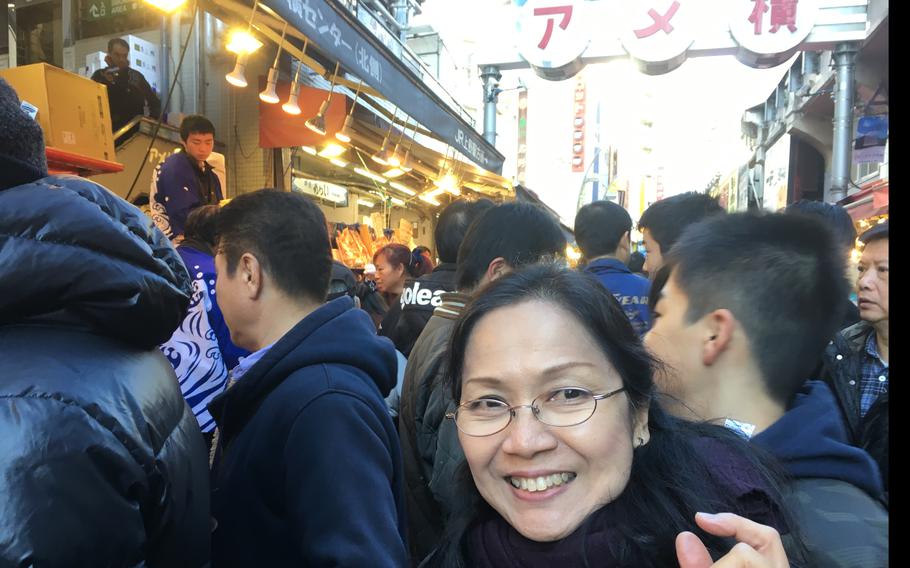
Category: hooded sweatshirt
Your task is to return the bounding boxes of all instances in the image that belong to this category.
[752,381,888,567]
[208,296,408,567]
[583,258,651,336]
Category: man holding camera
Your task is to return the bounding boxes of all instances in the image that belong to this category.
[91,37,161,138]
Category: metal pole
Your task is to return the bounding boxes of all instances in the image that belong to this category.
[391,0,409,42]
[830,42,859,203]
[481,65,502,146]
[592,101,601,202]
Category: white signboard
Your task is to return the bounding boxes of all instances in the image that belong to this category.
[292,177,349,206]
[514,0,591,79]
[729,0,819,58]
[619,0,702,69]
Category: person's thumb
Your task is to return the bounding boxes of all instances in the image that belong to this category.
[676,531,714,568]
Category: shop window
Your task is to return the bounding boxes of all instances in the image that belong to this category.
[14,0,62,67]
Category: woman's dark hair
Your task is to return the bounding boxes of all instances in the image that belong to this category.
[628,250,646,274]
[413,246,436,278]
[183,204,220,251]
[374,243,423,278]
[436,263,800,567]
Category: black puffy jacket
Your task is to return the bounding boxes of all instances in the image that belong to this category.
[0,174,211,567]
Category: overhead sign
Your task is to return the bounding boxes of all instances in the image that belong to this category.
[507,0,857,78]
[618,0,701,72]
[292,177,349,206]
[513,0,590,80]
[729,0,819,62]
[272,0,505,173]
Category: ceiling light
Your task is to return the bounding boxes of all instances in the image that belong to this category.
[226,29,263,55]
[330,158,348,168]
[372,136,392,165]
[318,143,346,158]
[419,193,441,206]
[390,197,405,206]
[142,0,186,14]
[301,145,317,155]
[357,198,376,207]
[354,167,386,183]
[389,181,416,196]
[382,167,405,178]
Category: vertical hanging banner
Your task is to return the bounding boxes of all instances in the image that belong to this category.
[571,75,586,172]
[517,88,528,184]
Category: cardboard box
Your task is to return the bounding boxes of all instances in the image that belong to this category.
[122,34,157,59]
[0,63,115,161]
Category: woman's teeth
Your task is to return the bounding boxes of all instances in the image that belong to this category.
[508,473,576,492]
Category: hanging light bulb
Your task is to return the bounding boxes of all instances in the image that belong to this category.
[225,52,249,87]
[305,99,328,135]
[372,108,398,165]
[281,39,309,115]
[335,80,362,144]
[259,21,288,104]
[372,135,392,165]
[306,62,341,136]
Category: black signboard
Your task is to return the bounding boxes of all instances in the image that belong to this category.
[266,0,505,174]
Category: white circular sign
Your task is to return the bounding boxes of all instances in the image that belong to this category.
[619,0,701,65]
[729,0,818,56]
[514,0,590,80]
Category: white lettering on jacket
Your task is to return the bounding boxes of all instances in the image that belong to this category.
[401,282,445,308]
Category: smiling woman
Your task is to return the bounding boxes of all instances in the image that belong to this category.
[425,263,806,568]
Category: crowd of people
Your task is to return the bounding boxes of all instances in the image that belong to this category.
[0,73,889,567]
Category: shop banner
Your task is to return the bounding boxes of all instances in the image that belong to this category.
[763,134,790,212]
[271,0,505,173]
[517,89,528,184]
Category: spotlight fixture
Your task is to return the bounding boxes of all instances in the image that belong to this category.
[260,21,289,104]
[283,39,309,114]
[225,53,249,87]
[372,108,399,165]
[306,62,340,136]
[335,81,362,144]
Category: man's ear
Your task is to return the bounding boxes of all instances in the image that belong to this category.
[702,309,736,366]
[238,252,264,300]
[104,54,113,67]
[485,257,510,283]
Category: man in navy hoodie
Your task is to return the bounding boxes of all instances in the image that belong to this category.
[645,213,887,567]
[575,200,651,336]
[208,189,407,567]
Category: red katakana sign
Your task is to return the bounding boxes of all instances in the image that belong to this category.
[533,5,574,49]
[634,1,680,39]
